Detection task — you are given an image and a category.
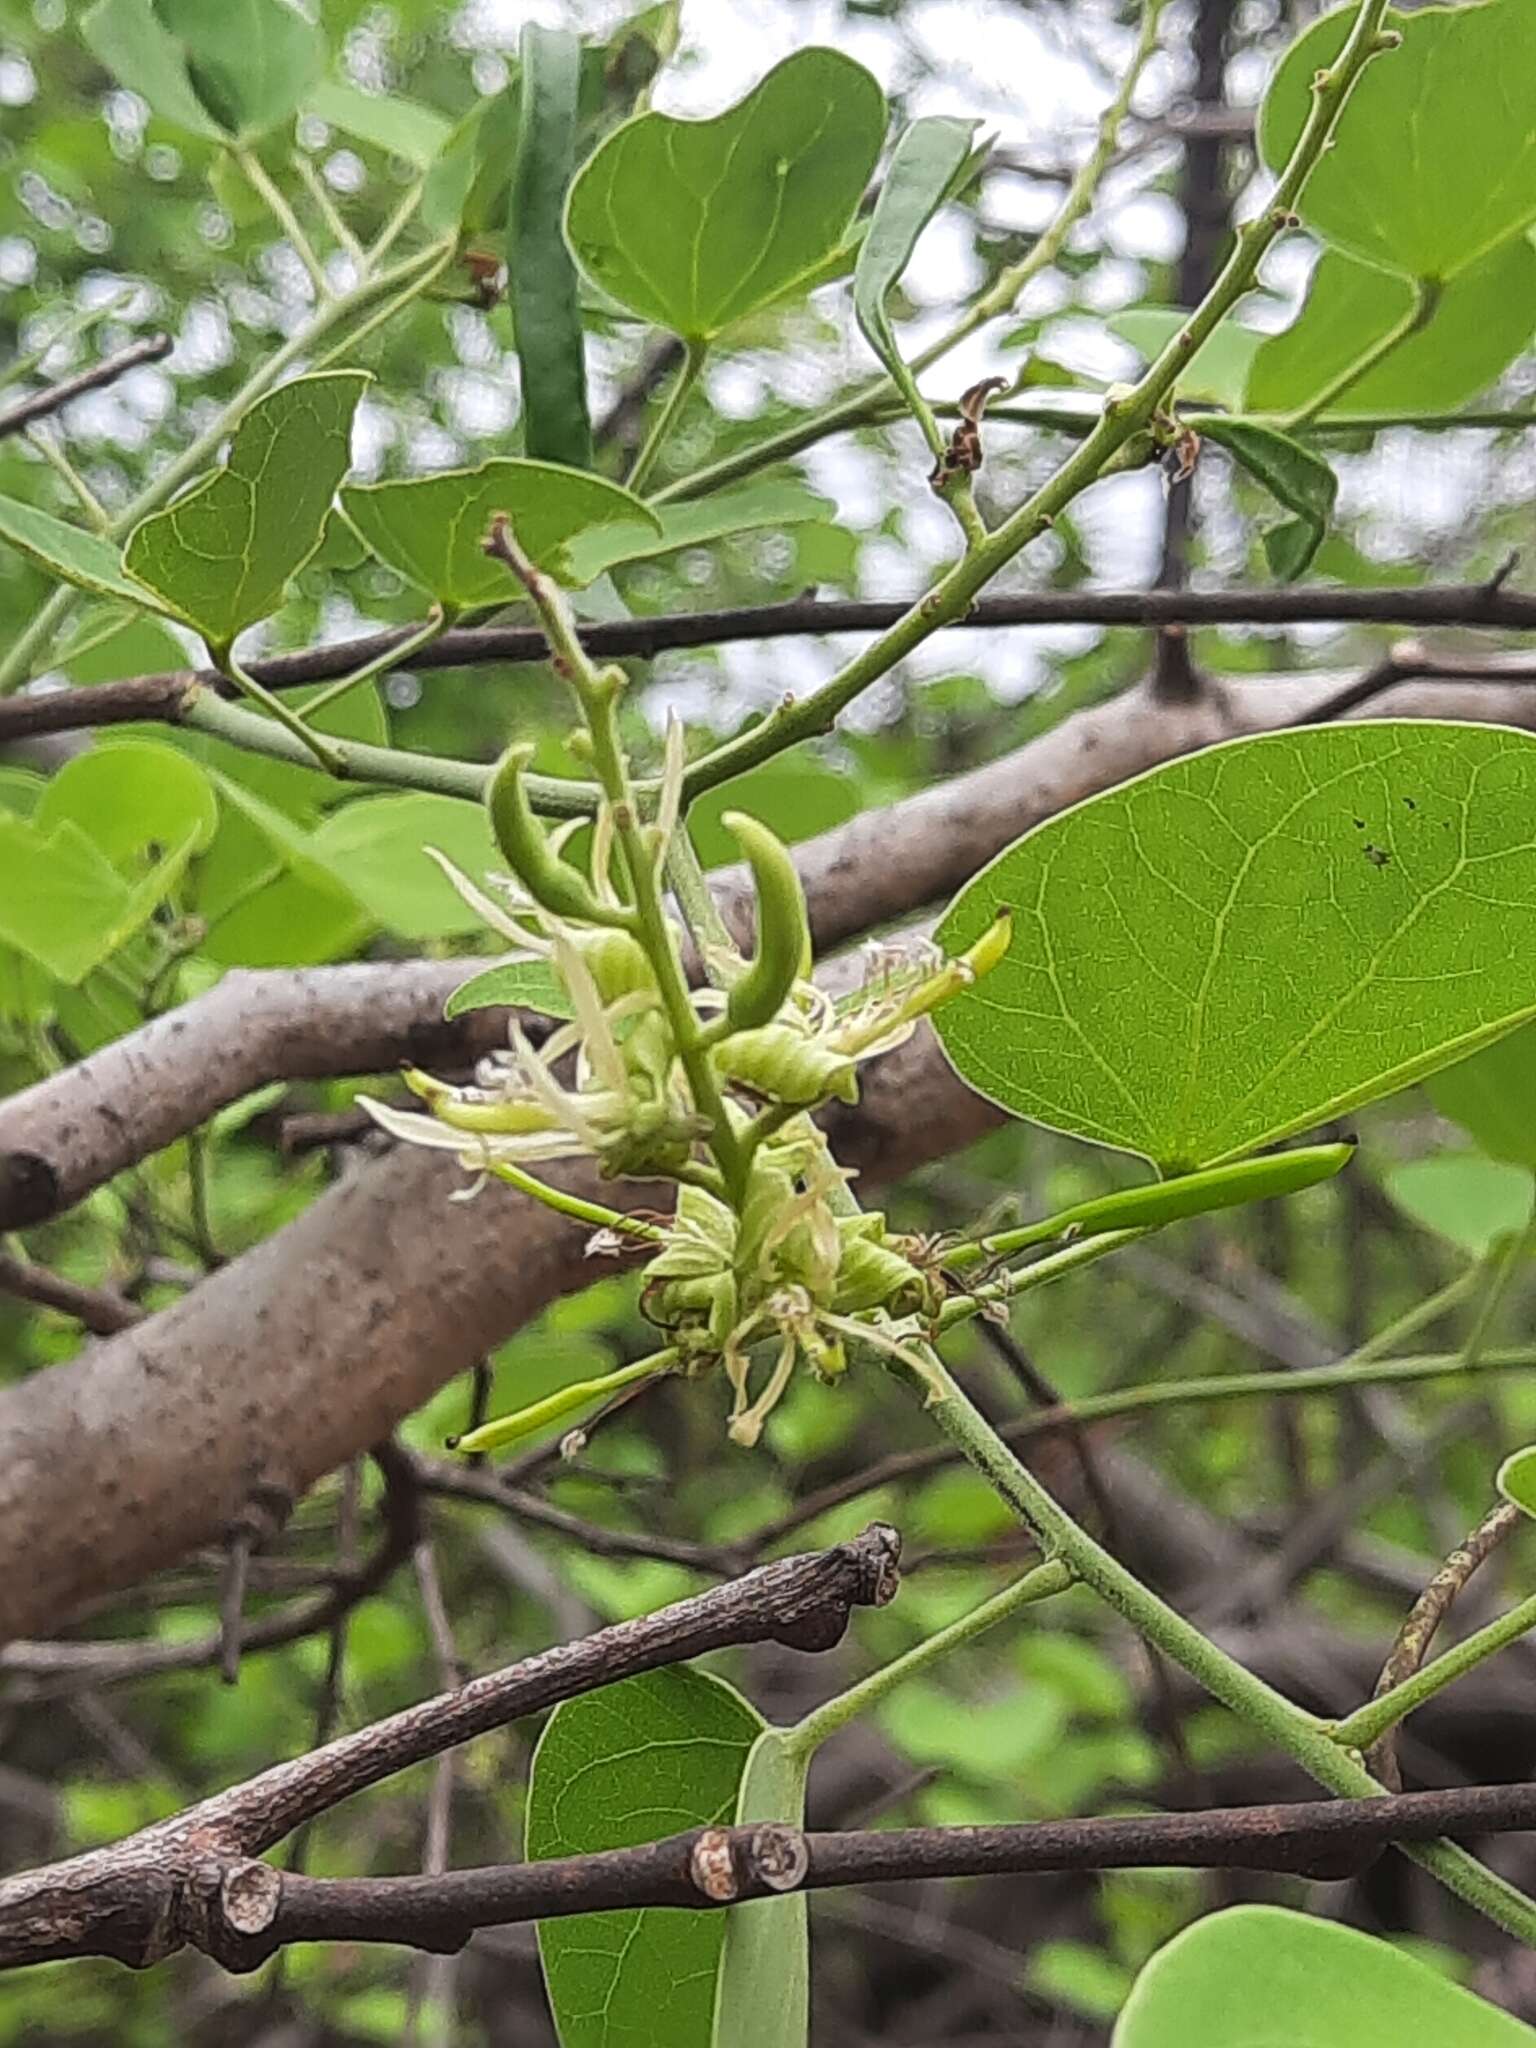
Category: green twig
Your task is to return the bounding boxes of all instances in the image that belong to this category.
[219,649,343,773]
[626,338,708,495]
[299,608,453,722]
[237,146,333,299]
[1330,1588,1536,1754]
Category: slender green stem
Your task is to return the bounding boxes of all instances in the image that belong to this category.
[25,428,110,528]
[664,817,740,972]
[221,649,341,772]
[309,242,456,373]
[483,1160,665,1241]
[449,1348,677,1458]
[237,146,333,298]
[0,241,450,695]
[1284,277,1440,430]
[299,608,452,721]
[784,1558,1074,1759]
[627,339,708,496]
[902,1354,1536,1943]
[1461,1202,1536,1370]
[291,151,367,267]
[937,1227,1148,1330]
[1331,1588,1536,1753]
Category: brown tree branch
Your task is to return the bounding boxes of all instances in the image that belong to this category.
[0,1526,901,1970]
[0,334,172,439]
[3,581,1536,743]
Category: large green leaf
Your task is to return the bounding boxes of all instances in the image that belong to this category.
[710,1730,810,2048]
[1246,241,1536,420]
[855,116,981,396]
[565,49,887,341]
[308,794,502,940]
[509,26,593,470]
[1113,1905,1536,2046]
[0,494,171,612]
[1109,308,1265,411]
[153,0,323,141]
[527,1667,762,2048]
[340,458,659,604]
[1199,419,1337,580]
[124,373,367,654]
[0,815,135,985]
[1260,1,1536,282]
[34,740,217,869]
[196,773,372,967]
[80,0,225,139]
[306,78,451,169]
[1428,1021,1536,1168]
[935,722,1536,1172]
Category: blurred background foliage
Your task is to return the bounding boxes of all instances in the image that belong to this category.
[2,0,1536,2041]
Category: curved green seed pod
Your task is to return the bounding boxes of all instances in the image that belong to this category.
[714,1023,857,1107]
[449,1352,669,1457]
[721,811,812,1032]
[488,743,610,925]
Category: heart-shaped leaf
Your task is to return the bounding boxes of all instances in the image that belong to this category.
[308,795,503,941]
[527,1667,762,2048]
[509,26,593,470]
[1199,419,1337,581]
[1428,1021,1536,1169]
[565,49,887,341]
[340,458,658,605]
[1246,240,1536,421]
[855,116,981,400]
[124,372,367,655]
[710,1729,810,2048]
[1113,1905,1536,2046]
[1259,0,1536,283]
[936,722,1536,1172]
[0,816,135,985]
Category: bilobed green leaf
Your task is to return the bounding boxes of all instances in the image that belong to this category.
[1428,1022,1536,1169]
[1383,1155,1533,1260]
[81,0,225,138]
[306,78,451,168]
[124,373,367,653]
[1259,1,1536,282]
[153,0,323,141]
[1246,241,1536,420]
[308,794,502,940]
[1112,1905,1536,2046]
[1109,308,1265,410]
[935,722,1536,1173]
[527,1667,762,2048]
[0,494,173,612]
[34,740,218,869]
[340,458,659,604]
[444,960,576,1022]
[562,479,833,584]
[1200,419,1337,580]
[710,1730,810,2048]
[855,116,981,399]
[0,814,133,984]
[1497,1446,1536,1520]
[566,49,887,341]
[509,26,593,470]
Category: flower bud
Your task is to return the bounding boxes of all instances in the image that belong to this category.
[488,743,613,926]
[714,1023,857,1107]
[720,812,812,1032]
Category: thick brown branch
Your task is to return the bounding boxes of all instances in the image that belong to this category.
[0,1528,900,1971]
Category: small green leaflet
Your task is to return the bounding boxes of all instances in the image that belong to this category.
[565,49,887,341]
[308,795,503,942]
[1113,1905,1536,2046]
[339,458,659,605]
[509,25,593,470]
[305,78,451,168]
[124,373,367,654]
[710,1730,810,2048]
[1199,418,1337,581]
[0,495,174,613]
[855,116,982,422]
[527,1667,763,2048]
[420,88,521,238]
[936,722,1536,1173]
[444,960,575,1022]
[1259,0,1536,284]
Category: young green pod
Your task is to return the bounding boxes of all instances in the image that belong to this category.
[721,811,812,1032]
[487,743,611,925]
[714,1024,857,1107]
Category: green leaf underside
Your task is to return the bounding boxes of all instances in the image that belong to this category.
[510,26,594,470]
[305,78,451,167]
[1259,1,1536,283]
[527,1668,762,2048]
[1428,1020,1536,1168]
[1384,1155,1533,1260]
[1497,1445,1536,1519]
[154,0,323,141]
[1113,1906,1536,2046]
[936,722,1536,1172]
[710,1730,810,2048]
[855,115,980,390]
[562,479,832,585]
[1109,308,1265,411]
[1199,419,1337,581]
[124,372,367,649]
[565,48,887,340]
[444,959,576,1021]
[0,494,171,612]
[339,459,658,605]
[1246,240,1536,419]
